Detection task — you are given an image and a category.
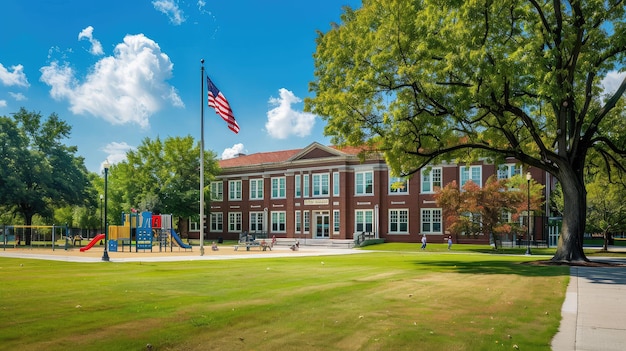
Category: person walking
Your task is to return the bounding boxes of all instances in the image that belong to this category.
[421,235,427,250]
[447,236,453,250]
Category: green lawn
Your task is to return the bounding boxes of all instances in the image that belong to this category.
[0,246,569,351]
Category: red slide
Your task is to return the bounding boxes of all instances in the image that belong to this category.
[79,234,105,252]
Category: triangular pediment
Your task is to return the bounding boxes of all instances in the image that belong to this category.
[288,142,347,161]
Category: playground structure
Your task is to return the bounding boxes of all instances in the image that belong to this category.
[1,225,69,251]
[100,211,192,253]
[2,212,191,253]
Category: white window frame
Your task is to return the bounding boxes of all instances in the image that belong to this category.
[271,177,286,199]
[355,171,374,195]
[228,180,242,201]
[355,209,373,233]
[249,179,263,200]
[389,209,409,234]
[333,172,340,197]
[389,175,409,194]
[249,211,264,233]
[303,174,310,197]
[271,211,286,233]
[421,208,442,234]
[497,163,522,180]
[333,210,340,234]
[295,174,301,198]
[210,181,223,201]
[460,166,482,188]
[210,212,223,232]
[295,210,301,233]
[312,173,330,197]
[303,210,310,233]
[228,212,242,232]
[421,167,442,194]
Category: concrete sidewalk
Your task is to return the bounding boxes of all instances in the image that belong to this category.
[552,258,626,351]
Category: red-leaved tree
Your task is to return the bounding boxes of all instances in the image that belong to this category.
[435,175,543,249]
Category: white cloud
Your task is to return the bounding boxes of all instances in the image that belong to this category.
[265,88,317,139]
[153,0,186,25]
[9,92,26,101]
[221,143,245,159]
[101,141,134,170]
[40,33,183,128]
[600,70,626,96]
[0,63,29,87]
[78,26,104,56]
[0,100,6,107]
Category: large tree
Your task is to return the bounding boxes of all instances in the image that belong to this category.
[111,135,219,231]
[306,0,626,262]
[0,108,91,244]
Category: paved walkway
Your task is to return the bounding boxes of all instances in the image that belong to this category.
[551,257,626,351]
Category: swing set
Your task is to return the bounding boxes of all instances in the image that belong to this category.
[1,225,69,251]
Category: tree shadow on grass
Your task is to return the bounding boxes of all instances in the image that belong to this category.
[414,259,570,277]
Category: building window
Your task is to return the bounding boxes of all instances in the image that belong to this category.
[355,209,373,233]
[271,211,286,232]
[249,179,263,200]
[333,210,340,234]
[189,219,200,232]
[303,174,310,197]
[250,211,264,233]
[304,210,310,233]
[295,174,301,198]
[271,177,286,199]
[389,175,408,194]
[421,167,441,193]
[389,209,409,233]
[421,208,442,234]
[228,212,242,232]
[295,210,301,233]
[312,173,330,197]
[210,181,223,201]
[497,164,522,180]
[228,180,242,201]
[355,171,373,195]
[333,172,340,197]
[460,166,482,188]
[210,212,223,232]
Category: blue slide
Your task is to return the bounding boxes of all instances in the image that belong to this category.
[170,229,192,249]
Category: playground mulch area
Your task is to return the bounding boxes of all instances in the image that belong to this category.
[0,244,356,262]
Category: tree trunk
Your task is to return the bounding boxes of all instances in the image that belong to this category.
[552,169,588,262]
[24,214,33,246]
[602,229,610,251]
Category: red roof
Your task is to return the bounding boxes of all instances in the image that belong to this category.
[218,149,301,168]
[218,143,367,169]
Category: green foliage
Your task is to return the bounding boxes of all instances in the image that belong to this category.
[585,172,626,249]
[110,135,219,225]
[0,108,91,232]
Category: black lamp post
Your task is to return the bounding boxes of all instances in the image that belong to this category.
[525,171,532,256]
[102,160,110,262]
[99,194,103,235]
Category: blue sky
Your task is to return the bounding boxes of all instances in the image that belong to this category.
[0,0,361,173]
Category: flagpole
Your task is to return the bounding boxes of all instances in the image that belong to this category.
[199,59,205,256]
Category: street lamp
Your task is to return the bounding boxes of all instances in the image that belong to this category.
[99,194,104,235]
[102,160,110,262]
[525,171,532,256]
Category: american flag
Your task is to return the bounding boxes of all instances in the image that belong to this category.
[207,76,240,134]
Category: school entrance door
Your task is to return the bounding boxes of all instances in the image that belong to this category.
[315,211,330,238]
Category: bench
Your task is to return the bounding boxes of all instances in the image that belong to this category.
[234,240,264,251]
